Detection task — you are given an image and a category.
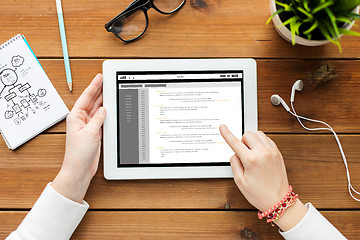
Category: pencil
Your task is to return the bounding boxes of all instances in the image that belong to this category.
[55,0,73,92]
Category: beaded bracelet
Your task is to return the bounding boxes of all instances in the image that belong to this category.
[258,185,299,226]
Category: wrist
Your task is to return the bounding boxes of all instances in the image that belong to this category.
[274,199,308,232]
[258,186,307,231]
[52,167,93,203]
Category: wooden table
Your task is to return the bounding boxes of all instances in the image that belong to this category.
[1,0,360,239]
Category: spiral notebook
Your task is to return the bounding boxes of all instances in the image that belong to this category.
[0,34,69,150]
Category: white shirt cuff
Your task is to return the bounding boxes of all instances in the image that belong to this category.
[7,182,88,240]
[279,203,346,240]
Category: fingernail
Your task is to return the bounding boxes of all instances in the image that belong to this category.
[220,124,227,129]
[98,107,106,115]
[220,124,227,131]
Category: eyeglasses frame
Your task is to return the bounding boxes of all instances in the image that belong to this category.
[105,0,186,42]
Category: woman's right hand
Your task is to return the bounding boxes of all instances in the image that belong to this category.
[219,125,307,231]
[52,74,106,204]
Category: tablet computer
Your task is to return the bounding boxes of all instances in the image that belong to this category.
[103,59,257,180]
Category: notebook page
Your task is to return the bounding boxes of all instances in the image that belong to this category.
[0,35,69,149]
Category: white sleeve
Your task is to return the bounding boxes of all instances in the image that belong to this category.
[6,182,89,240]
[279,203,346,240]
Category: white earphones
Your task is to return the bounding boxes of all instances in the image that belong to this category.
[270,79,304,112]
[271,80,360,202]
[290,79,303,102]
[270,94,290,112]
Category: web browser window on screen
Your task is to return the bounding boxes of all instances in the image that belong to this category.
[116,71,244,167]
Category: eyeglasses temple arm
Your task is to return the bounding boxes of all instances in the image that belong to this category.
[126,0,142,10]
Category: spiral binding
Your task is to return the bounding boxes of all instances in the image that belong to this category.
[0,34,21,51]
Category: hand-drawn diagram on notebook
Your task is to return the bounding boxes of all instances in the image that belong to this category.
[0,55,49,126]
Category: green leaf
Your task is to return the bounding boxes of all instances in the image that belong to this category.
[303,0,311,12]
[290,20,297,45]
[318,20,337,43]
[303,20,319,34]
[347,12,360,19]
[325,8,340,37]
[331,0,360,14]
[275,1,294,11]
[292,21,302,35]
[318,21,342,52]
[277,16,301,28]
[339,28,360,36]
[311,1,334,14]
[297,6,313,20]
[268,0,360,45]
[322,18,338,39]
[266,8,285,25]
[336,17,353,24]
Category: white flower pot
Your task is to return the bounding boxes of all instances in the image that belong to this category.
[269,0,360,46]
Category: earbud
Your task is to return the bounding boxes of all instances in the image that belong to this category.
[271,79,360,202]
[271,80,303,112]
[270,94,290,112]
[290,80,304,102]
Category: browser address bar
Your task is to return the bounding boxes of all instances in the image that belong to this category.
[118,73,243,81]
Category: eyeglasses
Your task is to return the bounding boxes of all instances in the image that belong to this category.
[105,0,186,42]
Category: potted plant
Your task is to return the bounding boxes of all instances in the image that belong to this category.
[267,0,360,51]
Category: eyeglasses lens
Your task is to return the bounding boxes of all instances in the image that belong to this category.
[153,0,185,13]
[113,10,147,41]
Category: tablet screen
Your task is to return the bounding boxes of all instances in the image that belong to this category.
[116,71,244,167]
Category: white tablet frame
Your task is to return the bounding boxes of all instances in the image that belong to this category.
[103,59,257,180]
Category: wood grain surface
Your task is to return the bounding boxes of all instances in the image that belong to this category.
[0,0,360,59]
[1,0,360,239]
[1,134,359,209]
[1,211,359,239]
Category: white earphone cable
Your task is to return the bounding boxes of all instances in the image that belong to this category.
[289,102,360,202]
